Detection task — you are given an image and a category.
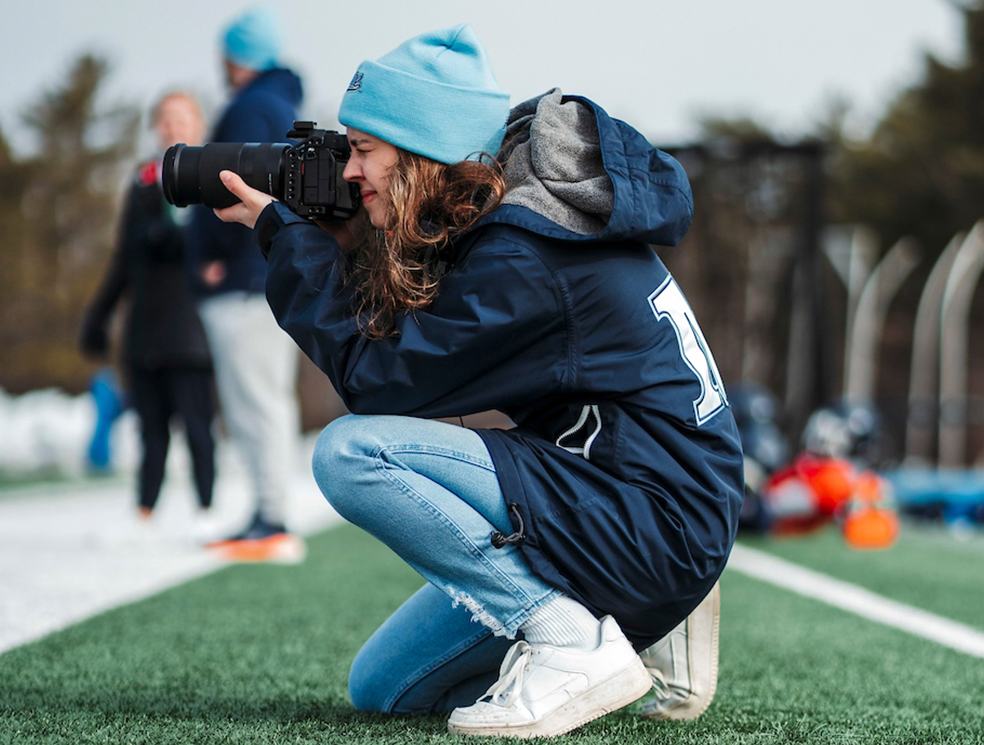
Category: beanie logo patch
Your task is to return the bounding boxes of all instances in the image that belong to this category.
[347,72,364,92]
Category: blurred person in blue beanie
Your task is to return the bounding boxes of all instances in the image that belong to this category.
[213,23,741,738]
[184,6,304,562]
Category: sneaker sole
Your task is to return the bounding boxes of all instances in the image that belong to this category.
[447,655,652,739]
[641,582,720,721]
[208,534,307,564]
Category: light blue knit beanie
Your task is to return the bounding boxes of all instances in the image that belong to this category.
[222,7,281,71]
[338,24,510,164]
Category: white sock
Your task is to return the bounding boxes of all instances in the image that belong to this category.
[520,594,602,650]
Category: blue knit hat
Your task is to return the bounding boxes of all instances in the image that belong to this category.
[338,24,510,164]
[222,7,281,71]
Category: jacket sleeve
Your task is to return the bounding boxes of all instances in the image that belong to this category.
[260,204,570,418]
[80,188,134,357]
[137,184,184,263]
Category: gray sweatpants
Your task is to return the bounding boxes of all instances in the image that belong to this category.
[198,292,300,526]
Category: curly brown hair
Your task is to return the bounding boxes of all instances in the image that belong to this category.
[345,149,506,338]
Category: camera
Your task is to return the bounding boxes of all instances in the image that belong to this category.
[162,121,361,220]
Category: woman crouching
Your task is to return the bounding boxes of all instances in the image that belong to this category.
[216,23,743,739]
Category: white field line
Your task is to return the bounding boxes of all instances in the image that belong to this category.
[727,543,984,659]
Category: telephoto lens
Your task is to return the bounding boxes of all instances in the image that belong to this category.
[162,142,289,209]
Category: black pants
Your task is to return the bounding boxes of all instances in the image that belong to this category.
[129,366,216,511]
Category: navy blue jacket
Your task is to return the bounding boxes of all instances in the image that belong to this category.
[186,68,303,297]
[81,161,211,370]
[259,95,743,649]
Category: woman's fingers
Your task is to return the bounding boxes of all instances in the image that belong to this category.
[218,170,253,200]
[213,170,277,228]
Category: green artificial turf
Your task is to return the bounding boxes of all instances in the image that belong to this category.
[1,524,983,744]
[739,523,984,631]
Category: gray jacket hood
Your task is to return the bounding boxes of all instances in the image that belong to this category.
[481,89,693,247]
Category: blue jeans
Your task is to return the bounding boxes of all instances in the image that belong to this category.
[312,414,560,713]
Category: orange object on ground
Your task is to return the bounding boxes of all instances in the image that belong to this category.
[841,470,899,550]
[760,454,899,548]
[842,505,899,549]
[208,533,307,563]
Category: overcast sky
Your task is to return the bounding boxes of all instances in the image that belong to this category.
[1,0,967,156]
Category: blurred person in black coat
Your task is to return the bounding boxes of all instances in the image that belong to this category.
[80,92,216,524]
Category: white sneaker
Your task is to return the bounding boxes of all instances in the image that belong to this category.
[638,581,720,720]
[447,615,651,738]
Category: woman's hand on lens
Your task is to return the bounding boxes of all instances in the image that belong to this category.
[213,170,276,229]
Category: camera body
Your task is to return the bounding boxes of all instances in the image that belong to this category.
[279,122,359,219]
[162,121,361,220]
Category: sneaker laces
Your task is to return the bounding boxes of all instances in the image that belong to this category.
[482,641,534,707]
[647,662,693,702]
[648,667,671,700]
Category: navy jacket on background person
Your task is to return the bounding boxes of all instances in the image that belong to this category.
[185,68,303,297]
[255,92,744,651]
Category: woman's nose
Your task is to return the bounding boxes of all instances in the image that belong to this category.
[342,159,360,182]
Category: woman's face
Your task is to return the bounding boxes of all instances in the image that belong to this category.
[154,95,203,151]
[343,128,399,229]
